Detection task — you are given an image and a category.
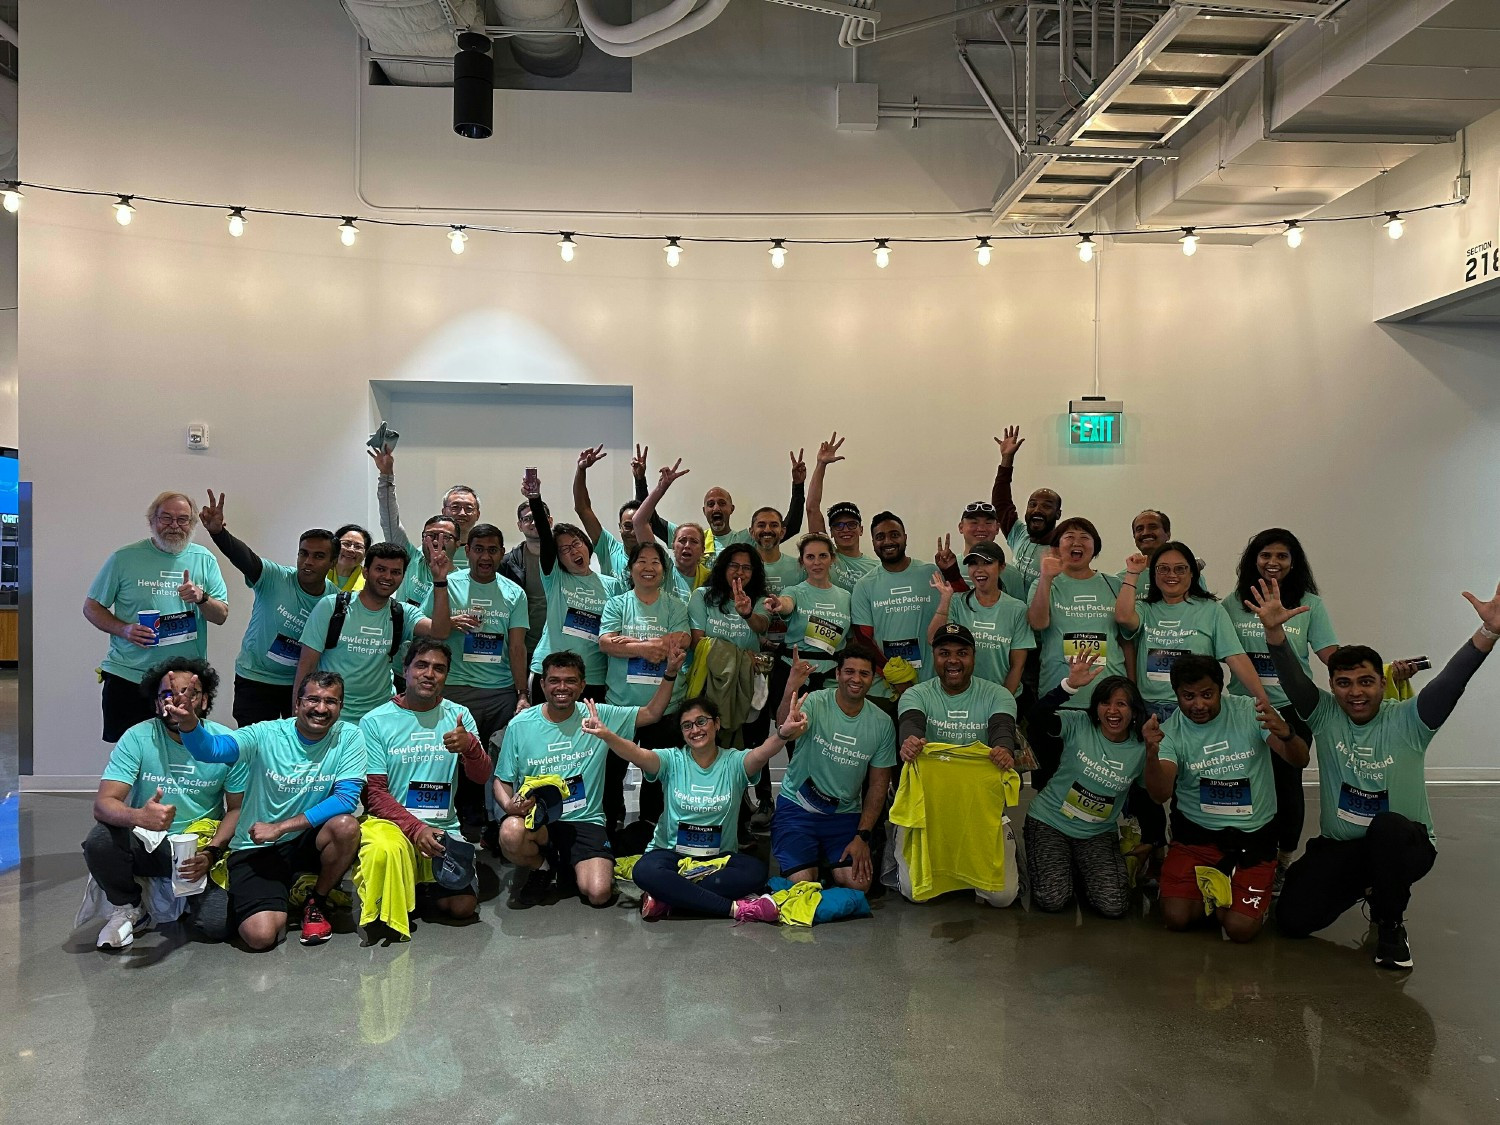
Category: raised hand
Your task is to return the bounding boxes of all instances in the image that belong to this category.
[1141,714,1163,752]
[580,697,605,736]
[1244,577,1309,630]
[1461,580,1500,635]
[1255,698,1291,740]
[161,696,199,731]
[429,547,454,584]
[929,570,954,597]
[177,569,204,606]
[788,654,814,689]
[900,734,927,763]
[656,459,689,491]
[630,443,648,479]
[994,425,1025,463]
[934,534,956,572]
[777,692,810,740]
[1388,660,1420,686]
[521,471,542,499]
[1039,550,1065,581]
[578,444,608,472]
[200,489,227,534]
[666,645,688,676]
[443,718,470,753]
[816,432,846,467]
[731,575,752,617]
[1065,651,1104,690]
[136,787,176,832]
[368,443,395,476]
[1124,552,1148,576]
[789,448,807,485]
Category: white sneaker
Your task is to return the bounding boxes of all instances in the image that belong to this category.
[96,903,148,949]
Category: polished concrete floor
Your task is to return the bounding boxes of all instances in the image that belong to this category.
[2,782,1499,1125]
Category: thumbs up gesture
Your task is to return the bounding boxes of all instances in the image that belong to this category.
[137,787,177,832]
[443,717,471,754]
[177,569,205,606]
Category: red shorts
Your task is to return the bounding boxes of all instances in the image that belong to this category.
[1160,842,1276,920]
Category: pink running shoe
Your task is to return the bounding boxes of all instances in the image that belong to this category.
[640,893,672,922]
[731,894,780,926]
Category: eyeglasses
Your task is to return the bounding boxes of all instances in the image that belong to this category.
[680,716,715,732]
[962,504,998,518]
[338,539,365,551]
[725,561,753,573]
[423,531,458,543]
[444,502,477,515]
[1154,564,1192,577]
[155,514,192,527]
[830,520,860,531]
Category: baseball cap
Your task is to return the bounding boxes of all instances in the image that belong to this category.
[963,541,1007,566]
[431,832,477,891]
[931,622,976,649]
[961,501,999,521]
[827,501,862,524]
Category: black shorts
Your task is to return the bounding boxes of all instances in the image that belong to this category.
[227,831,324,920]
[101,672,155,743]
[548,821,612,868]
[233,675,295,726]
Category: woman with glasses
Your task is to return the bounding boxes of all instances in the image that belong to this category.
[329,524,371,593]
[581,694,809,923]
[689,545,769,653]
[1114,540,1267,721]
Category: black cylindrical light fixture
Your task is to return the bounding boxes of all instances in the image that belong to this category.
[453,32,494,140]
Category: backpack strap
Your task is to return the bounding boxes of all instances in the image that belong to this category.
[388,601,406,659]
[323,590,353,651]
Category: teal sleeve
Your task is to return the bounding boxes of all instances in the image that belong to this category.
[601,595,625,635]
[359,719,389,775]
[1307,597,1338,652]
[336,727,369,782]
[850,578,871,628]
[202,557,229,602]
[1212,603,1245,658]
[644,745,673,785]
[1013,611,1036,652]
[225,758,250,795]
[299,597,335,651]
[871,720,898,769]
[99,732,142,787]
[87,554,120,607]
[688,589,707,632]
[605,704,639,742]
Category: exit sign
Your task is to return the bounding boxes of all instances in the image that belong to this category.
[1069,398,1123,446]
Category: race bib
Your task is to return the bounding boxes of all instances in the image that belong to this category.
[1062,781,1114,824]
[155,611,199,648]
[463,631,506,664]
[1248,651,1280,686]
[798,776,840,815]
[1146,647,1190,683]
[562,774,587,816]
[1336,782,1388,827]
[1199,777,1252,817]
[267,632,303,667]
[1063,631,1107,661]
[403,780,451,821]
[562,607,602,641]
[675,822,723,857]
[884,637,921,667]
[627,655,666,685]
[803,612,843,655]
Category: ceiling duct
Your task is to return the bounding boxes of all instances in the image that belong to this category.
[343,0,584,82]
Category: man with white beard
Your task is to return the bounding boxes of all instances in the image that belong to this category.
[84,491,229,741]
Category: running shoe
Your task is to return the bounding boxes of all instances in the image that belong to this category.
[508,867,553,909]
[299,894,333,945]
[1375,922,1413,970]
[731,894,780,925]
[640,893,671,922]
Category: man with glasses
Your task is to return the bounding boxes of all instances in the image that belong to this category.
[502,498,554,663]
[85,491,230,741]
[369,441,481,571]
[934,501,1004,593]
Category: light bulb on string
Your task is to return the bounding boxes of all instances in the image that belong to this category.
[1,183,22,213]
[558,233,576,262]
[1179,228,1199,257]
[1283,221,1303,249]
[769,240,787,269]
[338,218,358,246]
[1384,212,1405,240]
[974,237,991,267]
[227,208,247,238]
[113,196,136,226]
[448,226,468,255]
[873,239,891,269]
[1077,234,1096,263]
[664,237,682,268]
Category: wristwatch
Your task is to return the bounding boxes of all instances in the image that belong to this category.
[204,843,225,864]
[856,829,873,844]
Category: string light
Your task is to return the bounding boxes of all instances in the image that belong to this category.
[1,183,21,213]
[1283,221,1303,249]
[338,218,358,246]
[113,195,136,226]
[974,237,991,266]
[558,233,576,262]
[1384,212,1405,240]
[448,225,468,254]
[226,208,247,238]
[873,239,891,269]
[1077,234,1096,263]
[1179,227,1199,257]
[664,237,683,267]
[768,240,787,269]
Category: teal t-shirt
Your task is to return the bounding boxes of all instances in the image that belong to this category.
[497,702,638,827]
[1116,570,1149,603]
[947,591,1035,687]
[395,542,437,609]
[665,564,704,604]
[1028,710,1146,839]
[299,594,420,723]
[781,689,896,815]
[88,540,229,681]
[647,746,759,855]
[601,590,691,707]
[830,552,879,593]
[1225,594,1337,709]
[1032,572,1129,710]
[781,582,852,672]
[688,587,760,651]
[531,567,623,683]
[101,718,247,832]
[1159,694,1276,832]
[851,560,942,697]
[760,552,807,647]
[420,570,528,691]
[1002,525,1049,601]
[224,718,368,849]
[1306,690,1437,843]
[703,528,752,566]
[595,530,630,580]
[235,560,336,686]
[360,699,480,834]
[1124,598,1245,704]
[898,676,1017,746]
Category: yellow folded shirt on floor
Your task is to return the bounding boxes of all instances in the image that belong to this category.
[770,880,822,926]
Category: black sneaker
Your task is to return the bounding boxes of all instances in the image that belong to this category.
[1375,922,1413,970]
[508,867,553,910]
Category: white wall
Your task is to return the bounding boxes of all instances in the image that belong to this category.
[19,0,1500,782]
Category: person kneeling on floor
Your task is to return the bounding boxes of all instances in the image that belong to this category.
[174,671,366,951]
[1143,654,1307,943]
[82,658,244,949]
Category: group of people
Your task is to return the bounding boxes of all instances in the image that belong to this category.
[77,428,1497,972]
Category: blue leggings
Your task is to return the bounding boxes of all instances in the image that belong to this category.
[632,850,767,918]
